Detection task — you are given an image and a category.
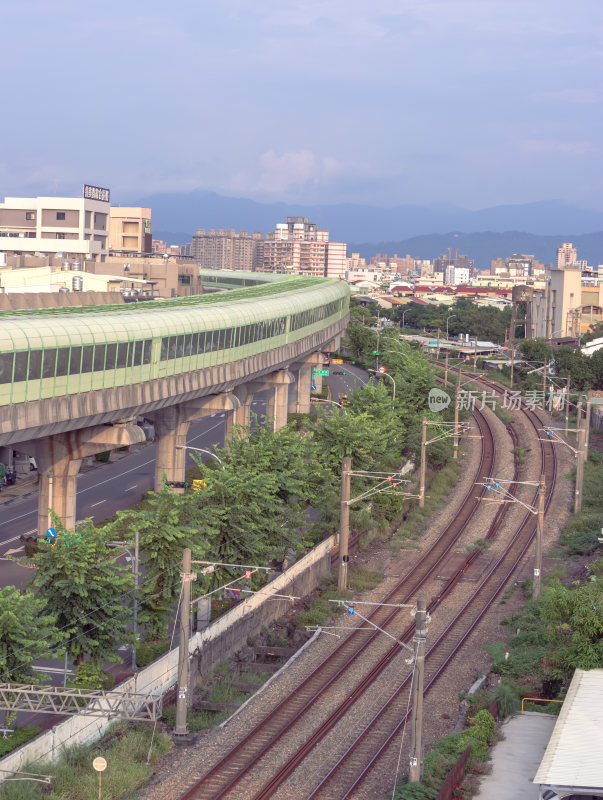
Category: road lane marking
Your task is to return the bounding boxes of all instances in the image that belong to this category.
[125,485,138,491]
[0,420,225,531]
[90,501,105,508]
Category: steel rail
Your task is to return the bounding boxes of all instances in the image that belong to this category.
[302,375,557,798]
[178,405,498,800]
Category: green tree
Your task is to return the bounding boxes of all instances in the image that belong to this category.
[538,580,603,675]
[112,487,201,640]
[31,517,134,667]
[0,586,62,683]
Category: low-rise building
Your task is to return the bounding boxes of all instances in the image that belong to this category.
[0,188,110,263]
[109,207,152,253]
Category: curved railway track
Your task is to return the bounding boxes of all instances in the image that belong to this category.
[177,376,557,800]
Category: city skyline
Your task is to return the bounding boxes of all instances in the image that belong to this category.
[1,0,601,211]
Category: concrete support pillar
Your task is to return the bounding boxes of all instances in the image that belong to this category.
[288,356,323,415]
[37,458,82,537]
[151,406,191,494]
[148,393,240,491]
[226,387,253,442]
[22,422,146,539]
[265,381,289,432]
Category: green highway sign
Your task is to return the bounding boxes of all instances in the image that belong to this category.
[313,369,330,376]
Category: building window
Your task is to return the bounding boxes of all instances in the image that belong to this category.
[57,233,65,240]
[56,212,66,221]
[25,212,35,221]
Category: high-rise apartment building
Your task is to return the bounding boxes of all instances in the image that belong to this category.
[557,242,578,269]
[262,217,346,278]
[191,229,264,271]
[433,252,474,275]
[0,188,110,262]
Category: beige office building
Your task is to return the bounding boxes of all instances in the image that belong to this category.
[0,191,109,262]
[109,207,152,253]
[532,267,603,338]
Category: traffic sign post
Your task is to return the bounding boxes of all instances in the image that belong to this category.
[378,366,386,374]
[46,527,57,544]
[93,756,107,800]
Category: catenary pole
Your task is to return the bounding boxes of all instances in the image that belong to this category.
[453,368,461,460]
[419,417,427,507]
[338,456,352,591]
[409,597,427,782]
[533,475,546,599]
[575,401,585,514]
[174,548,195,737]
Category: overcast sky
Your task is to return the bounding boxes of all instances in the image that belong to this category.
[2,0,602,210]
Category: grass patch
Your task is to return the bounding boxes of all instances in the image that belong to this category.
[0,723,172,800]
[161,705,232,731]
[511,446,527,464]
[294,597,333,629]
[347,566,383,592]
[493,406,514,424]
[0,727,41,759]
[555,458,603,557]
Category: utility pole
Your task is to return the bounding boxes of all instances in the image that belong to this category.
[444,352,449,387]
[338,456,352,592]
[585,391,592,456]
[132,531,139,672]
[436,328,441,360]
[510,346,515,387]
[409,597,427,783]
[453,368,461,460]
[533,475,546,600]
[174,548,196,738]
[542,359,547,401]
[473,338,478,373]
[565,377,570,436]
[419,417,427,507]
[575,402,586,514]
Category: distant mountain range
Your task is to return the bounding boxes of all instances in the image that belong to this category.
[348,231,603,271]
[136,189,602,268]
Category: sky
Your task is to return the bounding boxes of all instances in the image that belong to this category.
[2,0,602,210]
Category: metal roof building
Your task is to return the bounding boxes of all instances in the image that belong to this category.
[534,669,603,799]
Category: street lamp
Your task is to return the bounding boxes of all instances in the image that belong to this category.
[446,314,456,339]
[175,444,225,469]
[368,369,396,408]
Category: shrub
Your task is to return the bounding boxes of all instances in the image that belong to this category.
[67,662,115,691]
[136,640,170,668]
[470,710,497,745]
[294,598,332,629]
[0,727,41,758]
[494,682,520,717]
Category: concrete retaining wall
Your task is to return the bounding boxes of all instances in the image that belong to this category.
[0,534,335,780]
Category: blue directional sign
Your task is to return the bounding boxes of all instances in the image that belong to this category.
[46,527,57,542]
[311,384,317,391]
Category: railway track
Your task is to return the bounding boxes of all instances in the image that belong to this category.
[177,377,557,800]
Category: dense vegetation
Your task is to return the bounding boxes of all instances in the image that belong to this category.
[1,309,452,702]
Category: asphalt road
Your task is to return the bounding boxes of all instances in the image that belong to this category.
[0,403,272,583]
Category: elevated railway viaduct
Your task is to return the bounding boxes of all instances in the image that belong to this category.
[0,271,349,537]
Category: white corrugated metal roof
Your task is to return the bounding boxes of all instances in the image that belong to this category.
[534,669,603,791]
